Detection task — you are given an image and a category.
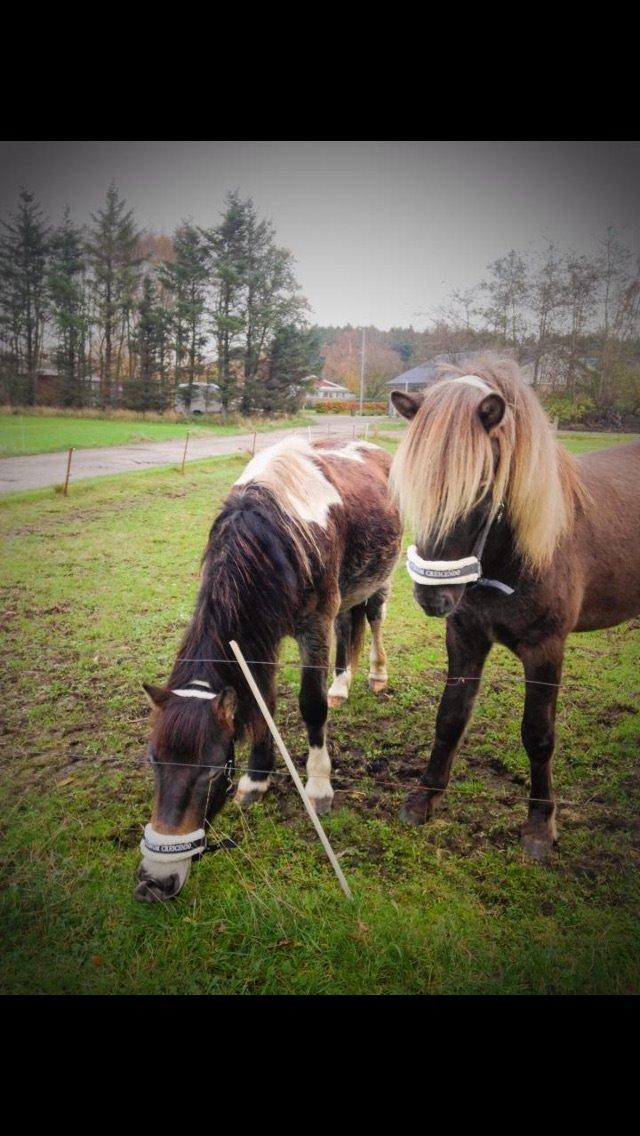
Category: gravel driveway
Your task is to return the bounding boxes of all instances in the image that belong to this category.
[0,417,386,494]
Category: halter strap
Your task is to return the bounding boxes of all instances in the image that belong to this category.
[171,679,216,700]
[449,375,492,394]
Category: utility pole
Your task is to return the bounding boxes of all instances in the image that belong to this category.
[359,327,366,415]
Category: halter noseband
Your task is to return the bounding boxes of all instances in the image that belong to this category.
[140,824,207,863]
[406,503,513,593]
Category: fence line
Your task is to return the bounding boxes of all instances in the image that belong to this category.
[10,749,621,812]
[7,653,579,689]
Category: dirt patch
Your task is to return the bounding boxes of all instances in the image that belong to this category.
[596,703,638,726]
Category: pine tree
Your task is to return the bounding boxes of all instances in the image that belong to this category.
[241,208,307,414]
[86,182,141,406]
[261,325,320,413]
[126,275,168,411]
[0,188,50,403]
[203,193,307,414]
[48,208,89,406]
[160,223,208,409]
[202,192,249,411]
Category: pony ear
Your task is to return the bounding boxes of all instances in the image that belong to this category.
[478,392,506,432]
[391,391,423,420]
[142,682,170,709]
[214,687,237,731]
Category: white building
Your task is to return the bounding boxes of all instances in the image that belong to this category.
[308,377,352,404]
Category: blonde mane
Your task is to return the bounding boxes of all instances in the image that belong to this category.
[390,354,586,570]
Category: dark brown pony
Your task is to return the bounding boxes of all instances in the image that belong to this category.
[136,436,401,901]
[391,355,640,858]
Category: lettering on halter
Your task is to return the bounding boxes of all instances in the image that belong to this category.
[140,824,207,862]
[406,548,482,586]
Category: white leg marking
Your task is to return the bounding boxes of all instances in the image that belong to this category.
[328,666,352,705]
[305,744,334,813]
[235,773,271,804]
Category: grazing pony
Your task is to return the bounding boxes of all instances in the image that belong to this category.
[391,355,640,858]
[136,436,401,901]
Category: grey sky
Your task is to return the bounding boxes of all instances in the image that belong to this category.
[1,141,639,329]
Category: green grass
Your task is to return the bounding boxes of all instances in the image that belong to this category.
[0,411,316,457]
[559,431,638,454]
[0,434,638,994]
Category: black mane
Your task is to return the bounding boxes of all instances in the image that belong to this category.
[167,485,316,736]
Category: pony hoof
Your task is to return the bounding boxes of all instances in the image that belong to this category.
[327,694,348,709]
[521,833,554,861]
[310,795,334,816]
[398,802,427,826]
[368,676,388,694]
[235,775,269,807]
[398,789,436,826]
[234,788,265,807]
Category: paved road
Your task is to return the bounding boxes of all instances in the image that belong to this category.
[0,416,388,494]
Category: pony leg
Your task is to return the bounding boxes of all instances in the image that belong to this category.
[366,588,389,693]
[235,670,276,807]
[328,610,353,707]
[297,619,333,815]
[400,616,491,825]
[328,604,366,707]
[518,641,563,859]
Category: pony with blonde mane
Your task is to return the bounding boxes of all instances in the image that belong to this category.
[391,354,640,858]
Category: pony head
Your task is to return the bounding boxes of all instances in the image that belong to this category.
[390,355,582,615]
[135,680,237,902]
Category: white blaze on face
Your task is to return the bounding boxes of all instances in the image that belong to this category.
[235,437,342,528]
[305,744,333,808]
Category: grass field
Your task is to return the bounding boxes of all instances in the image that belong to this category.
[0,411,315,457]
[1,434,638,994]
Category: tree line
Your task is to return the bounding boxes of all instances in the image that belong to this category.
[318,232,640,414]
[0,185,321,413]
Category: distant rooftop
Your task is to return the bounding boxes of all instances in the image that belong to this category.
[314,377,351,392]
[387,353,467,389]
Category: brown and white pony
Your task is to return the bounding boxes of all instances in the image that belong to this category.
[136,436,401,901]
[391,354,640,858]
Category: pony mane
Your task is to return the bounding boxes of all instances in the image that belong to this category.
[234,435,342,569]
[166,482,318,742]
[390,353,586,570]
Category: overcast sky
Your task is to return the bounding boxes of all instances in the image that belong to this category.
[1,141,639,329]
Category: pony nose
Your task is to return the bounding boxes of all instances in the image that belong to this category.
[134,859,191,903]
[414,587,455,617]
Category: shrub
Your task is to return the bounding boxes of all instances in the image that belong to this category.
[313,400,387,415]
[540,392,595,426]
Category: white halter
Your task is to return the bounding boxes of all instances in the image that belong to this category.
[140,824,206,862]
[406,548,482,586]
